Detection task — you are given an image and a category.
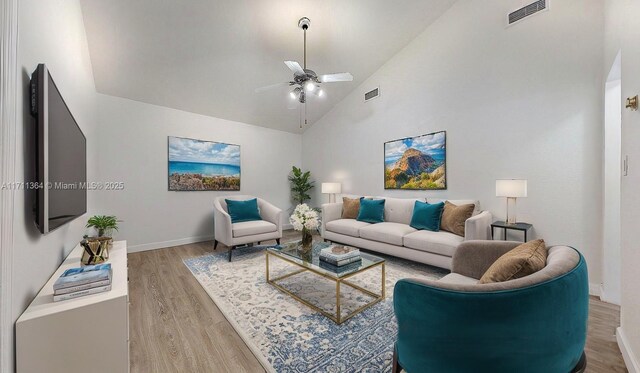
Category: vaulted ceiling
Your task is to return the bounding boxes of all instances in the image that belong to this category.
[80,0,455,133]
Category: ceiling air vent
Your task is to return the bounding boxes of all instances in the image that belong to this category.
[365,87,380,102]
[508,0,548,25]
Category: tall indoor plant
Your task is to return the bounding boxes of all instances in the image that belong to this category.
[288,166,314,204]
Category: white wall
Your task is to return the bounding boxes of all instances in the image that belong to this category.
[605,0,640,370]
[302,0,604,285]
[12,0,98,369]
[602,77,621,305]
[96,94,302,251]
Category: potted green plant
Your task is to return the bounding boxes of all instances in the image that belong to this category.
[86,215,120,238]
[288,166,314,204]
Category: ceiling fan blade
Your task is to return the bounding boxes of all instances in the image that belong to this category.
[319,72,353,83]
[254,82,290,93]
[284,61,305,76]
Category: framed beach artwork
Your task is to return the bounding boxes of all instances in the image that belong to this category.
[384,131,446,190]
[168,136,241,191]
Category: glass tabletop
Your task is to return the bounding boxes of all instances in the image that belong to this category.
[267,240,385,279]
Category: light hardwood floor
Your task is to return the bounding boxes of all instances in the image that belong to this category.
[128,231,627,373]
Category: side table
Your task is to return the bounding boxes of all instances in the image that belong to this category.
[491,221,533,242]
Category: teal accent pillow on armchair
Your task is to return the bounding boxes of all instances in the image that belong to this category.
[410,201,444,231]
[357,199,385,223]
[225,198,261,223]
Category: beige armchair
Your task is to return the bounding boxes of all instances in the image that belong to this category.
[213,195,283,261]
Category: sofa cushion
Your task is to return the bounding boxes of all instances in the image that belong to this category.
[440,201,475,237]
[410,201,445,231]
[342,197,363,219]
[383,197,423,225]
[232,220,276,238]
[357,199,385,223]
[479,239,548,284]
[325,219,371,237]
[403,230,464,257]
[359,222,417,246]
[438,273,478,286]
[226,198,261,223]
[427,198,480,215]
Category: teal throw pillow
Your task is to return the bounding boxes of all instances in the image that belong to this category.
[225,198,261,223]
[410,201,445,231]
[357,199,385,223]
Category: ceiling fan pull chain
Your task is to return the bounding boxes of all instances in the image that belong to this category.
[303,28,307,70]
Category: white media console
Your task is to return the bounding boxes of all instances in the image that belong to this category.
[16,240,129,373]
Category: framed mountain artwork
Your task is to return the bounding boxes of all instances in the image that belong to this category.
[168,136,241,191]
[384,131,446,190]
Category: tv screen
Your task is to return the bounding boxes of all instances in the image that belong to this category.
[31,64,87,234]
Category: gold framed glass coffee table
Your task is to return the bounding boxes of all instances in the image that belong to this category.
[266,240,385,324]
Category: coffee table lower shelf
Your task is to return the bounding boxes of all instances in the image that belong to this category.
[265,250,386,324]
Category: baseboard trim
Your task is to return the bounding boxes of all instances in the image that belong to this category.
[128,235,214,253]
[617,327,640,373]
[588,282,602,297]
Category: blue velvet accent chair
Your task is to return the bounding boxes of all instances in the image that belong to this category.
[393,240,589,373]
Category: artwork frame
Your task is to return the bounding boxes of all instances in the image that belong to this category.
[168,136,241,191]
[384,131,447,190]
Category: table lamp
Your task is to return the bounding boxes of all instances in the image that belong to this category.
[321,182,341,203]
[496,179,527,225]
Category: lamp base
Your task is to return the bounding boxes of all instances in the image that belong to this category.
[506,197,517,225]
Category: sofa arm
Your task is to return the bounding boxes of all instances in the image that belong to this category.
[464,210,492,241]
[213,201,233,246]
[451,240,521,279]
[321,202,343,236]
[259,199,283,232]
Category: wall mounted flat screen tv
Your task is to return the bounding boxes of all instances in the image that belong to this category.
[30,64,87,234]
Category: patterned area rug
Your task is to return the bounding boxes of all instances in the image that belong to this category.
[183,245,447,373]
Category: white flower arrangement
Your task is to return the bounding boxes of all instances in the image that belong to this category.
[290,203,320,232]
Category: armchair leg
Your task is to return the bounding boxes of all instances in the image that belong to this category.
[228,246,235,262]
[276,238,280,245]
[570,352,587,373]
[257,241,261,245]
[392,346,402,373]
[214,240,218,250]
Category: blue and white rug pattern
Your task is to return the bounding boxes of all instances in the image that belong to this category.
[184,245,447,373]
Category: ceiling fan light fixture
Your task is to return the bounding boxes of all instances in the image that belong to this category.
[305,82,315,91]
[318,89,324,97]
[289,91,297,99]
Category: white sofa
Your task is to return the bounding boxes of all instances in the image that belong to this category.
[213,195,283,261]
[321,197,492,270]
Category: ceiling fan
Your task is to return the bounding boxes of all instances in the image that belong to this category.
[255,17,353,127]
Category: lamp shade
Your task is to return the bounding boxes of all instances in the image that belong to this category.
[321,182,341,194]
[496,179,527,198]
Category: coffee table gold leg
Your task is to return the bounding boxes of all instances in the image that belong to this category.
[381,262,386,298]
[265,251,270,282]
[336,280,341,324]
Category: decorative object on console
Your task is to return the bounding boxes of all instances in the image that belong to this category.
[85,215,119,249]
[168,136,240,191]
[288,166,315,204]
[440,201,475,237]
[53,263,113,301]
[479,239,547,284]
[80,238,110,265]
[357,198,385,223]
[290,203,320,251]
[409,201,445,232]
[341,197,363,219]
[496,179,527,224]
[321,182,341,203]
[384,131,446,190]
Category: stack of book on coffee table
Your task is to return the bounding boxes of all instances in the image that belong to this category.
[53,263,113,302]
[319,245,362,273]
